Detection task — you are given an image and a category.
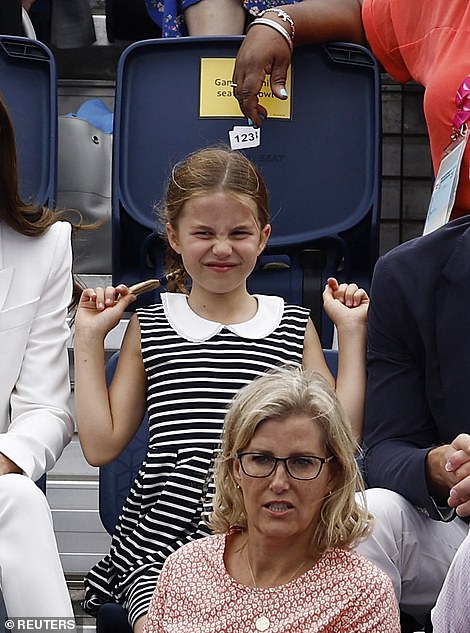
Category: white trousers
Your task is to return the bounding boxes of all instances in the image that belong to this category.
[432,526,470,632]
[356,488,468,623]
[0,474,74,618]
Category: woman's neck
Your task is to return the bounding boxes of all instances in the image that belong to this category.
[187,287,258,325]
[226,531,316,588]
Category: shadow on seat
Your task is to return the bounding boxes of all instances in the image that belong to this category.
[96,349,339,632]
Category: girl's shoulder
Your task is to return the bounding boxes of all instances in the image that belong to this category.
[136,297,167,318]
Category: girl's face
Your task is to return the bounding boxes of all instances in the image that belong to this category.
[166,191,271,299]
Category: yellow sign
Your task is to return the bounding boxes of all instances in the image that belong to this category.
[199,57,292,119]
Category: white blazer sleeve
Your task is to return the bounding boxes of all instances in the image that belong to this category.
[0,222,74,480]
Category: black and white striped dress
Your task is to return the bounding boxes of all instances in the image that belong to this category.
[83,292,310,624]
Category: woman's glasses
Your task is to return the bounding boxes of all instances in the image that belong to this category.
[237,452,335,480]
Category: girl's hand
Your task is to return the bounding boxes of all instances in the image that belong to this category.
[75,284,136,339]
[322,277,369,328]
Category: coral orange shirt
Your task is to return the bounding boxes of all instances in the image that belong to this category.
[362,0,470,218]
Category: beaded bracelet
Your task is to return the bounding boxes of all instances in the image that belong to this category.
[259,7,295,41]
[247,17,293,52]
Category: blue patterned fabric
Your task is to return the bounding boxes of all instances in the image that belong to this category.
[144,0,301,38]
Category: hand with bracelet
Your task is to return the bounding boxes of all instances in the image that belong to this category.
[232,0,365,127]
[249,7,295,53]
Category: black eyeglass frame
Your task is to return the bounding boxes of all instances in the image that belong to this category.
[236,451,335,480]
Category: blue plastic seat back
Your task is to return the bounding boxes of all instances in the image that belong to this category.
[111,37,381,346]
[323,348,339,378]
[0,36,57,207]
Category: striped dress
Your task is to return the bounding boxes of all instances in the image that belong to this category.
[83,292,310,625]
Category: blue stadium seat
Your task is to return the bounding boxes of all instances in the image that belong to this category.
[0,35,57,207]
[111,37,381,347]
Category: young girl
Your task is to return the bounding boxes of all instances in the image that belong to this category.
[74,146,368,632]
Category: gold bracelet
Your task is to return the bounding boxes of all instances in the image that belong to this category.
[248,17,293,52]
[259,7,295,41]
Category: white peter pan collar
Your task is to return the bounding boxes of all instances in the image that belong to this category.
[161,292,284,342]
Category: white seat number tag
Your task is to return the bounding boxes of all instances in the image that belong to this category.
[229,125,261,150]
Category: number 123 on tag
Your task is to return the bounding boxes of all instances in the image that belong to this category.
[229,125,261,150]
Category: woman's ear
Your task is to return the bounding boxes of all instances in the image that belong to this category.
[257,224,271,255]
[166,223,181,254]
[232,457,243,487]
[327,463,340,492]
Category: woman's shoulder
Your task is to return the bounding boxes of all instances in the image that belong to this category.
[36,221,72,261]
[31,219,71,242]
[1,218,70,242]
[1,219,71,263]
[40,220,72,252]
[136,298,167,319]
[173,534,222,556]
[49,219,72,237]
[319,548,394,589]
[164,535,224,569]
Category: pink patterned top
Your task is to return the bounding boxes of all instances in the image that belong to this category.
[143,534,400,632]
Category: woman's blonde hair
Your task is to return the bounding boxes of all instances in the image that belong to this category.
[208,366,373,553]
[158,146,270,292]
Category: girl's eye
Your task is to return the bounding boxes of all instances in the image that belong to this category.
[232,230,251,238]
[193,231,212,238]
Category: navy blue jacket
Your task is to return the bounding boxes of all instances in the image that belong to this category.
[364,216,470,520]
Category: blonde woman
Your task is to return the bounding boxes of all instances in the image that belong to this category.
[144,368,399,632]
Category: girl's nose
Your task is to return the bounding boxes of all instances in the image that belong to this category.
[212,238,232,257]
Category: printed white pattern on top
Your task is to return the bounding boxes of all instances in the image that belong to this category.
[144,534,401,632]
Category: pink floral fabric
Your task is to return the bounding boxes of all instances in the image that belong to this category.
[144,533,400,632]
